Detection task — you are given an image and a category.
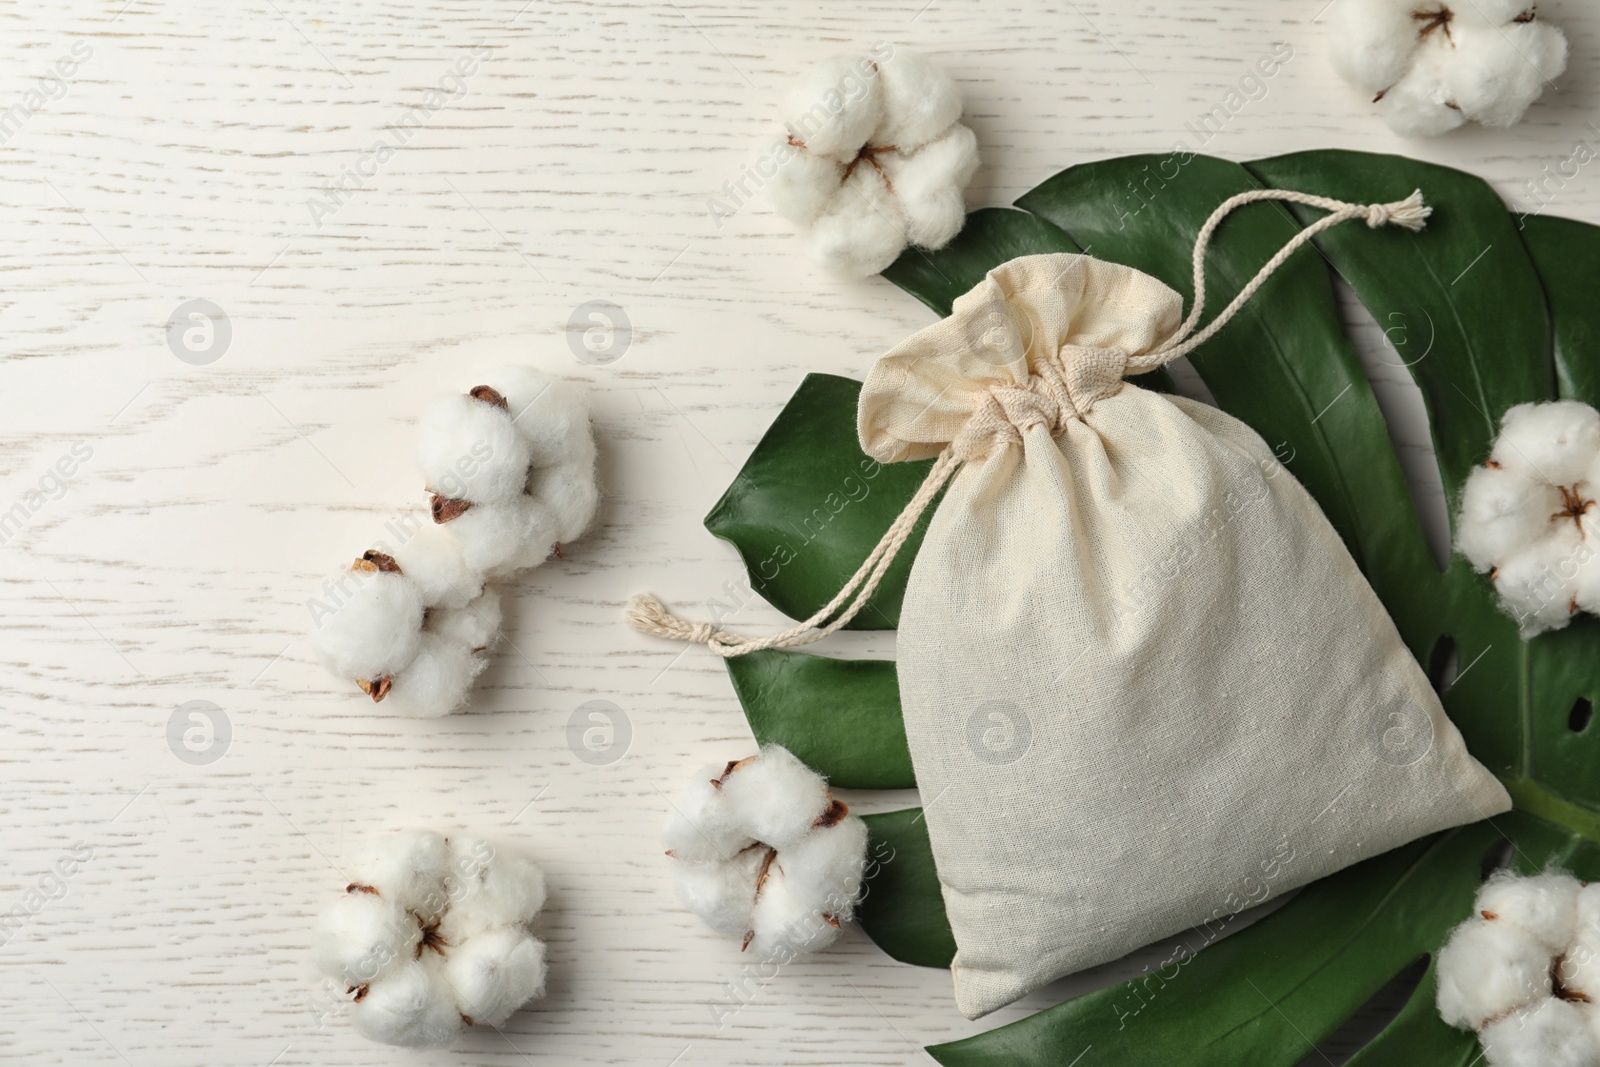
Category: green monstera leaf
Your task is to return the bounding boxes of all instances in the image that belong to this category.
[698,150,1600,1064]
[725,649,913,789]
[703,373,935,631]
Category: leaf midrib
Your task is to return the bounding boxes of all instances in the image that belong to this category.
[1202,226,1368,574]
[1410,239,1499,454]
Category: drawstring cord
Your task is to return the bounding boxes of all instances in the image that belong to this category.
[628,188,1431,657]
[1129,188,1429,372]
[627,449,962,656]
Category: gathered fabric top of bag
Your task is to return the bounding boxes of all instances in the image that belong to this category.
[857,253,1183,467]
[628,186,1432,651]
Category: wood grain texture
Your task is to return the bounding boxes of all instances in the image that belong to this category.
[0,1,1593,1062]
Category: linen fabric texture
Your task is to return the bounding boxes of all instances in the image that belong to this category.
[856,253,1511,1019]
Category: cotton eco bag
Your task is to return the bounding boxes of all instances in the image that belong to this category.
[631,189,1511,1019]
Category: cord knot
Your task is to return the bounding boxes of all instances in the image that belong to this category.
[626,593,754,656]
[1365,189,1431,231]
[627,593,717,645]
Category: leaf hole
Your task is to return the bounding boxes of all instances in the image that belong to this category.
[1427,634,1459,694]
[1294,954,1430,1065]
[1572,698,1594,733]
[1480,837,1516,880]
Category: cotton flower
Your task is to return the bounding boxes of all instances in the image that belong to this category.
[382,590,502,718]
[663,745,868,960]
[1436,910,1554,1028]
[420,370,599,576]
[307,553,424,686]
[1478,869,1582,951]
[1456,401,1600,637]
[1436,868,1600,1067]
[1479,998,1596,1067]
[310,831,548,1048]
[1558,885,1600,1001]
[307,366,599,716]
[768,48,980,278]
[309,550,498,717]
[1328,1,1568,137]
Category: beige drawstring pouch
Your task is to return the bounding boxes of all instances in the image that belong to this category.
[632,189,1511,1019]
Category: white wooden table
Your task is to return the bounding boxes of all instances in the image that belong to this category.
[0,1,1591,1063]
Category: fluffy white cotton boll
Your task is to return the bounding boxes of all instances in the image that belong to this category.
[1556,883,1600,1000]
[483,365,553,423]
[1575,524,1600,616]
[390,527,480,609]
[1331,1,1567,136]
[1327,0,1422,95]
[663,766,757,862]
[804,165,911,278]
[429,589,502,654]
[349,830,451,921]
[488,496,564,573]
[312,836,550,1046]
[771,50,974,274]
[443,926,548,1027]
[492,367,594,467]
[664,751,861,958]
[442,837,548,934]
[1493,402,1600,487]
[1457,465,1562,571]
[872,50,963,152]
[1436,917,1553,1029]
[747,863,847,960]
[309,565,423,682]
[720,746,833,851]
[1479,997,1599,1067]
[311,891,418,989]
[418,393,533,505]
[1449,16,1568,129]
[1577,880,1600,938]
[1558,931,1600,1003]
[1477,868,1581,951]
[672,849,766,937]
[780,55,884,160]
[883,124,979,250]
[767,142,846,227]
[1587,452,1600,500]
[384,632,487,718]
[775,818,869,921]
[350,958,465,1049]
[1379,43,1468,139]
[441,497,558,577]
[532,407,596,475]
[528,460,600,545]
[1493,525,1586,637]
[1581,882,1600,922]
[1456,400,1600,632]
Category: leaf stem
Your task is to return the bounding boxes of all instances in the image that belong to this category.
[1501,776,1600,846]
